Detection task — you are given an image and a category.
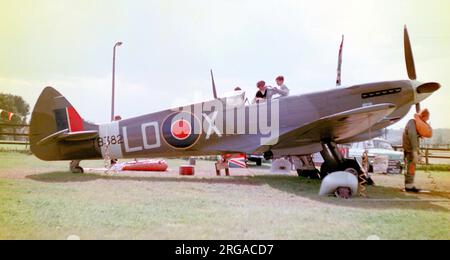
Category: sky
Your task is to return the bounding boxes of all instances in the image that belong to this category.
[0,0,449,128]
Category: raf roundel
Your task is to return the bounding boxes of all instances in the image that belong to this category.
[162,111,202,149]
[171,119,191,140]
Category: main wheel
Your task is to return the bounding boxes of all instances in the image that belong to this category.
[297,169,321,179]
[319,162,333,179]
[342,159,374,186]
[256,158,262,166]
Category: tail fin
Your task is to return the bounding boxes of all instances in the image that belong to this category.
[30,87,100,161]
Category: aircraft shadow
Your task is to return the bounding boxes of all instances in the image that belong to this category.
[253,175,450,212]
[27,172,450,212]
[26,172,261,186]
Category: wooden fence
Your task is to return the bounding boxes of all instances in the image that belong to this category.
[0,123,29,146]
[392,145,450,164]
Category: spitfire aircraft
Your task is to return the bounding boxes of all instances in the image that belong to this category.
[29,27,440,180]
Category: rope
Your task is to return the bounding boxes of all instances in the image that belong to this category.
[359,151,368,197]
[358,116,373,197]
[423,148,438,191]
[103,143,112,174]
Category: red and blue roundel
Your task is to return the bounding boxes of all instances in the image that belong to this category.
[162,111,202,149]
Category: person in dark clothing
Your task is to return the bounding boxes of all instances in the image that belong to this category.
[402,109,431,193]
[252,80,288,104]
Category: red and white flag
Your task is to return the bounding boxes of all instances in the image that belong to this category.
[0,109,15,121]
[336,35,344,86]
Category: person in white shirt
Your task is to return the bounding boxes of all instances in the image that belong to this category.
[275,75,290,97]
[252,80,289,104]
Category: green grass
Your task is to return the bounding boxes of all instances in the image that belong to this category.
[0,152,449,240]
[0,144,29,154]
[417,164,450,172]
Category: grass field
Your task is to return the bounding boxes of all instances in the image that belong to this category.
[0,151,449,240]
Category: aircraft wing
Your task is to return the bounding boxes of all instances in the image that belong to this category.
[36,129,98,146]
[266,103,397,151]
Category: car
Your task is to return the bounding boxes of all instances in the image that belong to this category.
[348,138,404,174]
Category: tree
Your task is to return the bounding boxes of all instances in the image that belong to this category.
[0,93,30,140]
[435,134,444,147]
[0,93,29,124]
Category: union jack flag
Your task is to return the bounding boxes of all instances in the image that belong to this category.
[228,154,247,168]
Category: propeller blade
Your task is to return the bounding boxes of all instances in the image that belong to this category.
[404,25,417,80]
[210,69,218,99]
[416,103,421,113]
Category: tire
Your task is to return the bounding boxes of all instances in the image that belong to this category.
[342,159,362,176]
[342,159,374,186]
[319,162,333,179]
[297,169,321,179]
[72,166,84,174]
[256,159,262,166]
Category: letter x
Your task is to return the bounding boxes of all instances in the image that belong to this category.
[203,111,222,139]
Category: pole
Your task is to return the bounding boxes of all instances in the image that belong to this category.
[111,46,116,121]
[111,42,123,121]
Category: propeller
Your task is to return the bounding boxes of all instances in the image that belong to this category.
[404,25,421,113]
[404,26,417,81]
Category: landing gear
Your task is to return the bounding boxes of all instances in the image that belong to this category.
[255,158,263,166]
[292,155,321,179]
[320,142,374,185]
[70,160,84,174]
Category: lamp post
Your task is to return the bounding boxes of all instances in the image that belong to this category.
[111,41,123,121]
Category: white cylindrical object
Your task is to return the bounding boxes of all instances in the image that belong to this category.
[319,171,358,196]
[271,158,292,174]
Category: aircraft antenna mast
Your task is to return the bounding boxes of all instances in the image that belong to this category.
[210,69,218,99]
[336,35,344,87]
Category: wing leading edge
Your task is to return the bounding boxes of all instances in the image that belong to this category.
[266,103,397,151]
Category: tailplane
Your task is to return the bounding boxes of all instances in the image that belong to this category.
[30,87,100,161]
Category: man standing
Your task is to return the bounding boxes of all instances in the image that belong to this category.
[403,109,432,193]
[275,76,290,97]
[252,80,290,104]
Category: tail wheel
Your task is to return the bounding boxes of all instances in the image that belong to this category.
[72,166,84,174]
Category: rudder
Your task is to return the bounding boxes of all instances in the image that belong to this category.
[30,87,100,161]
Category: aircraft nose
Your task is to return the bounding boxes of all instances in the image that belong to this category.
[416,82,441,94]
[413,81,441,104]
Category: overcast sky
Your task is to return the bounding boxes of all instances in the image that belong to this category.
[1,0,449,128]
